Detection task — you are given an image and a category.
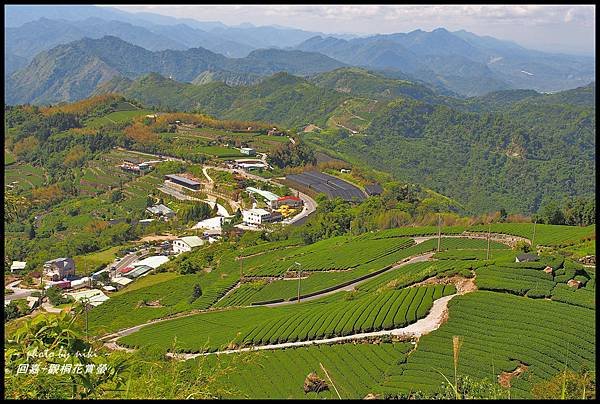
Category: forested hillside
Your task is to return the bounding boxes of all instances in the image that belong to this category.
[308,84,595,214]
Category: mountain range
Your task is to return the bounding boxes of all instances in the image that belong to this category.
[295,28,594,96]
[5,36,345,105]
[4,5,596,105]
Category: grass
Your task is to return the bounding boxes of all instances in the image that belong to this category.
[4,163,46,191]
[73,246,123,276]
[5,150,16,165]
[84,109,153,128]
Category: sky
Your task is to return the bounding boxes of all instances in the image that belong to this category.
[108,4,596,56]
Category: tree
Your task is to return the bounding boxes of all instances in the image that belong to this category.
[110,190,124,203]
[189,284,203,303]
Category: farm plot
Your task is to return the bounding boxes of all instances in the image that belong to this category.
[5,150,15,165]
[476,266,557,297]
[4,163,46,191]
[220,237,505,307]
[366,223,595,247]
[550,282,595,309]
[379,291,595,398]
[196,342,414,399]
[84,109,153,128]
[89,251,241,335]
[468,223,596,247]
[119,285,455,353]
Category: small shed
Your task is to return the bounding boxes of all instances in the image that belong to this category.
[543,266,553,274]
[515,253,539,263]
[10,261,27,272]
[364,183,383,196]
[567,279,582,289]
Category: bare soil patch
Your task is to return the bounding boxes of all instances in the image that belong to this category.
[498,363,529,388]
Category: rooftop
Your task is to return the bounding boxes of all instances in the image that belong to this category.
[248,208,271,215]
[179,236,205,248]
[11,261,26,270]
[146,204,175,215]
[133,255,170,269]
[165,174,201,187]
[278,195,301,202]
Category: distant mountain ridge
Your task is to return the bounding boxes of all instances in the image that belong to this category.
[5,36,346,105]
[295,28,595,96]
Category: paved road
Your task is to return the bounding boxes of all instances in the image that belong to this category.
[205,165,318,223]
[115,147,318,224]
[5,280,37,302]
[263,252,435,307]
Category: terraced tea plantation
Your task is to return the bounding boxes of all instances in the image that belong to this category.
[197,342,414,399]
[89,223,594,399]
[380,291,595,399]
[119,285,455,352]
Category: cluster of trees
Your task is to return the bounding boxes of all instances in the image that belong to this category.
[534,197,595,226]
[312,87,595,216]
[179,202,214,224]
[268,140,316,169]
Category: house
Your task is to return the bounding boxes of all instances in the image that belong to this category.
[240,147,256,156]
[242,208,282,225]
[112,277,133,288]
[267,127,284,136]
[66,289,109,307]
[515,253,539,263]
[44,258,75,281]
[172,236,205,254]
[272,195,304,209]
[146,204,175,218]
[247,187,279,205]
[567,279,582,289]
[165,174,202,191]
[70,277,91,290]
[10,261,26,272]
[364,183,383,196]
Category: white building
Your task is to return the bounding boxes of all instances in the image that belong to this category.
[66,289,110,307]
[240,147,256,156]
[10,261,26,272]
[172,236,205,254]
[242,208,278,225]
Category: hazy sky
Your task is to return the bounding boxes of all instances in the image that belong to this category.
[108,4,595,55]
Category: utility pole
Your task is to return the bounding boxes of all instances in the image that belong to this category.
[532,220,537,249]
[240,253,244,281]
[296,262,302,303]
[486,223,491,260]
[437,214,442,252]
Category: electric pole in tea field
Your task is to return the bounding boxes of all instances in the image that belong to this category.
[437,214,442,252]
[532,220,537,249]
[295,262,302,303]
[486,223,491,260]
